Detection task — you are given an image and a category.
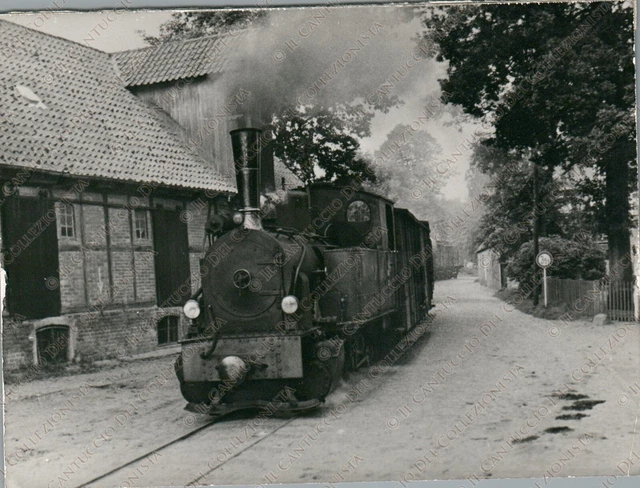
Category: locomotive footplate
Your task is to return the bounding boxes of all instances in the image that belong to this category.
[185,398,321,416]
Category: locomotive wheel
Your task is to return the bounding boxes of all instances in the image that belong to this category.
[346,333,372,372]
[297,360,333,401]
[174,354,184,382]
[175,354,214,404]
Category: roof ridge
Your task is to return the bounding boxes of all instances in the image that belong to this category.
[111,27,252,56]
[111,28,251,87]
[0,18,109,55]
[112,34,216,55]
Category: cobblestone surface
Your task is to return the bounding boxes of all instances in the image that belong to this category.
[4,276,640,487]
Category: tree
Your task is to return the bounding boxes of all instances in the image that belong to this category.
[461,154,495,259]
[421,2,636,281]
[372,123,443,218]
[271,104,376,186]
[139,10,267,45]
[472,149,537,260]
[469,143,587,262]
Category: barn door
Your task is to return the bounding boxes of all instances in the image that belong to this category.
[1,195,61,319]
[152,208,191,307]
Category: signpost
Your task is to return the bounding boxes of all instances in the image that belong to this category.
[536,251,553,308]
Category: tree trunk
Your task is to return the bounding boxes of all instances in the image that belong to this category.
[604,145,633,283]
[532,162,540,306]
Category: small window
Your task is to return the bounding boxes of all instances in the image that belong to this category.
[346,200,371,223]
[385,204,396,250]
[134,209,149,240]
[157,315,179,345]
[36,325,69,365]
[58,203,75,238]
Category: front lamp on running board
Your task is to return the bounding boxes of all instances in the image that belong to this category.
[281,295,299,314]
[183,299,201,319]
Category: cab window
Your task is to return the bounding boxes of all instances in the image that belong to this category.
[346,200,371,222]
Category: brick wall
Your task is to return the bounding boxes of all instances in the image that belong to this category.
[187,199,209,249]
[72,307,183,361]
[134,250,156,303]
[2,306,191,371]
[83,203,107,246]
[2,317,33,370]
[58,249,86,309]
[84,250,111,307]
[2,189,220,371]
[186,199,210,294]
[56,201,86,311]
[110,250,136,305]
[107,203,131,247]
[56,197,158,312]
[189,254,203,293]
[477,248,503,290]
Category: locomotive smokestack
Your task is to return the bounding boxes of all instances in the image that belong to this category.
[230,127,263,230]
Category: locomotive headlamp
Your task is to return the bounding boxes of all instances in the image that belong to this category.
[232,212,244,225]
[281,295,299,314]
[217,356,248,384]
[183,299,201,319]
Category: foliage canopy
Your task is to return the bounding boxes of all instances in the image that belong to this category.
[507,236,606,286]
[421,2,636,279]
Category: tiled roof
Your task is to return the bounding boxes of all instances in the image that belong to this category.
[0,20,235,193]
[112,31,304,191]
[113,34,239,87]
[274,158,304,190]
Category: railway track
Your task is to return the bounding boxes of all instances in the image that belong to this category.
[74,415,221,488]
[185,416,298,486]
[75,411,299,488]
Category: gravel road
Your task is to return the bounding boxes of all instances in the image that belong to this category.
[4,275,639,488]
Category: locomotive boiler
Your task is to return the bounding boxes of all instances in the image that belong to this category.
[175,127,434,414]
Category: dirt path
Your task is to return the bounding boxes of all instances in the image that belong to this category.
[181,276,640,486]
[4,276,639,487]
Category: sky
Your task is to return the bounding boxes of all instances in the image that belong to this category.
[2,7,483,202]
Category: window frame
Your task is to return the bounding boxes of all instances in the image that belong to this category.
[36,325,70,365]
[133,209,149,241]
[57,202,76,238]
[157,315,179,345]
[346,199,372,223]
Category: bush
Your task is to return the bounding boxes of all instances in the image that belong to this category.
[506,236,606,286]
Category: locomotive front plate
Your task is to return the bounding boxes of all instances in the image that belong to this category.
[181,335,304,381]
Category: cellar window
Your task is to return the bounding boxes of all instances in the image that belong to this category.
[36,325,69,365]
[157,315,179,345]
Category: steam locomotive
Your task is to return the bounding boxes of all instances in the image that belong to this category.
[175,127,435,413]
